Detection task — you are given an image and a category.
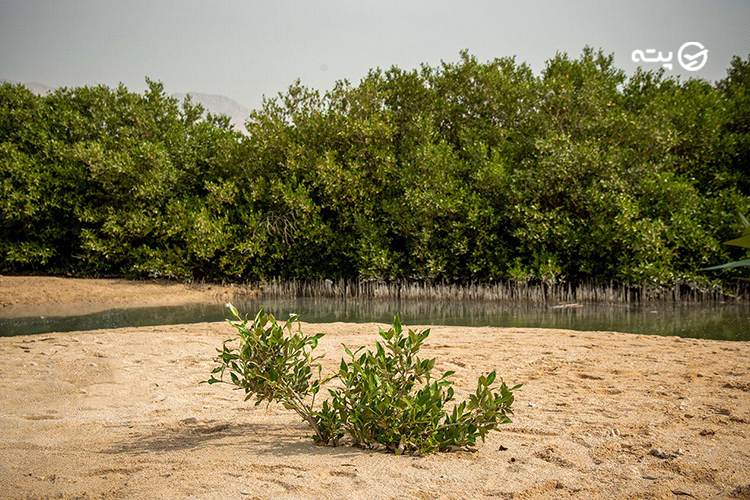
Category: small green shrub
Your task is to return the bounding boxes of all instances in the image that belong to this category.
[205,304,337,443]
[206,305,520,455]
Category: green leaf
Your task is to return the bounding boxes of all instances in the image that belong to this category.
[225,302,240,320]
[393,314,402,334]
[724,235,750,249]
[702,259,750,270]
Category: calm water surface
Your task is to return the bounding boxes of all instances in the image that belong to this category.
[1,297,748,341]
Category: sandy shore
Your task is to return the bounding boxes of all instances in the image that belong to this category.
[1,278,749,499]
[0,276,252,318]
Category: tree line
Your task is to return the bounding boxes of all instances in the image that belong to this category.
[1,48,749,290]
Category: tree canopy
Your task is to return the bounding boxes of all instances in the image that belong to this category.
[1,49,748,287]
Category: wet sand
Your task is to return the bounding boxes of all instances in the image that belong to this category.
[0,276,252,319]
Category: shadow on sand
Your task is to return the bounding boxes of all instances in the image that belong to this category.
[99,419,362,459]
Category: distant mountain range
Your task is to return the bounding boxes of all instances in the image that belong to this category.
[2,79,55,96]
[172,92,249,133]
[1,79,250,134]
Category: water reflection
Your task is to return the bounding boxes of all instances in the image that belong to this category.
[1,297,748,341]
[235,298,750,341]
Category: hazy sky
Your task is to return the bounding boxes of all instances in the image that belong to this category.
[1,0,749,109]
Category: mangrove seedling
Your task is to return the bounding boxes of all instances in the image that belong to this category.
[205,305,520,455]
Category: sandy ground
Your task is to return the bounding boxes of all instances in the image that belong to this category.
[0,276,253,318]
[1,278,750,499]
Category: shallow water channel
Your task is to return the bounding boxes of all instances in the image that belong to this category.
[1,297,748,341]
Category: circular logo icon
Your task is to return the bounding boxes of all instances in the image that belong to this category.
[678,42,708,71]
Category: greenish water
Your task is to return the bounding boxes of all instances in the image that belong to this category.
[1,298,748,341]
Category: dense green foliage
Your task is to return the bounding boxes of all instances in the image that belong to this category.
[206,306,518,454]
[0,79,242,279]
[2,49,749,285]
